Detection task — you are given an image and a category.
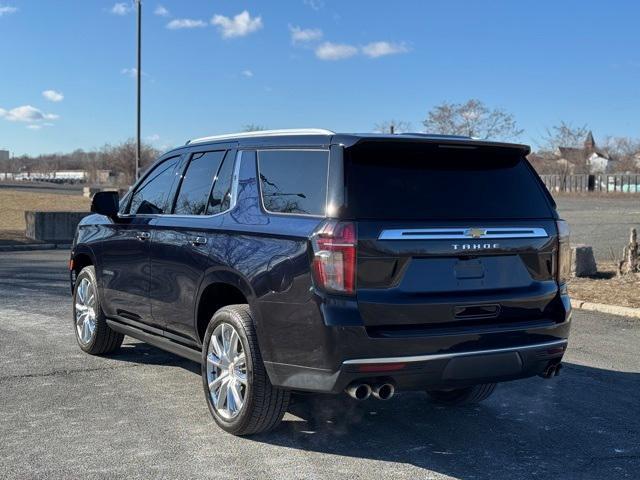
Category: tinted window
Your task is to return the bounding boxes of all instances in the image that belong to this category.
[174,151,226,215]
[207,152,235,214]
[129,156,180,214]
[258,150,328,216]
[345,142,553,219]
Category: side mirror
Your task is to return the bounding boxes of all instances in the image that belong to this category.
[91,191,120,217]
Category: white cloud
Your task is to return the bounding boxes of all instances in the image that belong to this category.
[241,69,254,78]
[0,105,58,123]
[146,134,161,142]
[211,10,262,38]
[121,67,148,78]
[110,2,130,15]
[154,5,169,17]
[27,124,41,130]
[315,42,358,61]
[0,4,18,16]
[42,90,64,102]
[361,41,409,58]
[289,25,322,44]
[303,0,324,11]
[166,18,206,30]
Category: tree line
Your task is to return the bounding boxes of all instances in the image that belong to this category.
[0,139,160,186]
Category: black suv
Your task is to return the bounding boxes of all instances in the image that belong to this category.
[70,129,571,435]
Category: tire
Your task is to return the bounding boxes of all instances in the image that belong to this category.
[426,383,497,406]
[201,304,290,436]
[72,266,124,355]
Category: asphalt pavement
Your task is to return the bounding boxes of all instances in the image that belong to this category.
[555,195,640,262]
[0,250,638,479]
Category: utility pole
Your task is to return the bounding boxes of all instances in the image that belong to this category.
[135,0,142,180]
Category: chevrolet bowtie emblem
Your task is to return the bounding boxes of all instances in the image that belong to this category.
[465,228,487,239]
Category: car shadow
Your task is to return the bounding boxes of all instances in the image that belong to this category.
[109,340,201,374]
[250,363,640,479]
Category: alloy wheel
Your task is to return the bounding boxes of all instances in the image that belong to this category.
[206,322,248,419]
[75,277,97,345]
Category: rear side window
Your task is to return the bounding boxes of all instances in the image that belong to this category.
[344,142,553,220]
[129,156,180,214]
[258,150,329,216]
[174,151,226,215]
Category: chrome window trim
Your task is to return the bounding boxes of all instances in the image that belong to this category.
[378,227,548,241]
[342,339,568,365]
[256,148,330,219]
[118,150,243,220]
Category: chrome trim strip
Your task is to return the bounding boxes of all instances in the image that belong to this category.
[189,128,335,145]
[342,339,568,365]
[378,227,548,241]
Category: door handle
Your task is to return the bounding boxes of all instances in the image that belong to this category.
[136,232,151,241]
[190,236,208,247]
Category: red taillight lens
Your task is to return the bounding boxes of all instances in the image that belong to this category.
[556,219,571,285]
[311,220,356,295]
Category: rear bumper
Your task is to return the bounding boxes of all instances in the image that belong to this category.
[265,335,568,393]
[262,292,572,393]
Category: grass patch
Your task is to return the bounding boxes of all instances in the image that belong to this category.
[0,189,90,232]
[569,262,640,308]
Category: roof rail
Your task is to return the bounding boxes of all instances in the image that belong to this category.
[187,128,336,145]
[399,133,472,140]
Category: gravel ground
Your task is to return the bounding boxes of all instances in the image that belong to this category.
[555,195,640,261]
[0,250,639,480]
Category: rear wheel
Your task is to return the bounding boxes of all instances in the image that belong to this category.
[202,304,289,436]
[426,383,497,406]
[73,266,124,355]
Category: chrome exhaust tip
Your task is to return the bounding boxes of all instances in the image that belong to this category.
[372,382,395,400]
[345,383,372,401]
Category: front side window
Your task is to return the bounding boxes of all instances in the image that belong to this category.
[258,150,329,216]
[128,156,180,214]
[174,151,226,215]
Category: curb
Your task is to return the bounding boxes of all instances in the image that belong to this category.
[571,299,640,319]
[0,243,71,252]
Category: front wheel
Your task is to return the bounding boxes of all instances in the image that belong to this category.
[72,266,123,355]
[201,304,290,436]
[426,383,497,406]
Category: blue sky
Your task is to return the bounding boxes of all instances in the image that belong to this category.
[0,0,639,155]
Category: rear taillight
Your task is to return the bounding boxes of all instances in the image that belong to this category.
[556,220,571,285]
[311,220,356,295]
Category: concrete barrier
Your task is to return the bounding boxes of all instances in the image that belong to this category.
[25,211,90,243]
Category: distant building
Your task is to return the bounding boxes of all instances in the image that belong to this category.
[556,131,612,174]
[0,150,9,162]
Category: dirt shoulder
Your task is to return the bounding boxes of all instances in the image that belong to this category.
[569,262,640,309]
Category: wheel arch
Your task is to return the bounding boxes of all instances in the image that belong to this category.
[194,270,259,347]
[70,245,98,293]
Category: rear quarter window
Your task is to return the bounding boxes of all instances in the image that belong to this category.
[258,150,329,216]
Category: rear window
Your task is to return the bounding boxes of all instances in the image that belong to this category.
[344,142,552,220]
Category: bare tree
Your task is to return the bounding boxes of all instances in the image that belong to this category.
[602,136,640,173]
[242,124,267,132]
[374,120,413,134]
[538,121,590,153]
[423,99,523,140]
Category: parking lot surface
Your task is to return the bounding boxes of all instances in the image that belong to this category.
[555,195,640,261]
[0,250,639,479]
